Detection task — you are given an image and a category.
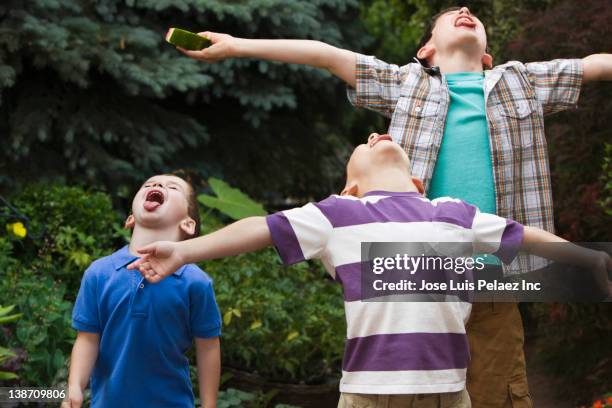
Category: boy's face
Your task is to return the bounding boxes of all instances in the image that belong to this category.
[420,7,491,67]
[342,133,412,195]
[126,175,195,236]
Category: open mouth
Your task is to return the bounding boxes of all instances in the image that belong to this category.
[144,189,165,212]
[455,16,476,29]
[370,134,393,147]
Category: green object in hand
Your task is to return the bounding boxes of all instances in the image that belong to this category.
[165,28,211,50]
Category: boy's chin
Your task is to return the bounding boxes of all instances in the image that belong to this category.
[134,211,167,226]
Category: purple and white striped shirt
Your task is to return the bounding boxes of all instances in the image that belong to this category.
[265,191,524,394]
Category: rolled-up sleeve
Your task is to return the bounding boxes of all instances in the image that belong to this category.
[525,58,583,116]
[347,53,408,118]
[190,278,222,339]
[72,267,101,333]
[265,197,335,265]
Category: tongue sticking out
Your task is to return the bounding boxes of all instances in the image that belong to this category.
[144,201,161,211]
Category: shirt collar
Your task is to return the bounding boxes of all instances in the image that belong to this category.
[111,245,185,277]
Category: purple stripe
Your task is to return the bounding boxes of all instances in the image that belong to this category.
[494,220,524,264]
[343,332,469,372]
[265,213,305,265]
[335,263,362,301]
[314,194,476,229]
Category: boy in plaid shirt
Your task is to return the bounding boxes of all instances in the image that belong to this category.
[175,6,612,407]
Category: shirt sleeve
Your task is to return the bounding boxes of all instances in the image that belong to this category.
[72,265,101,333]
[190,276,222,339]
[347,53,408,118]
[524,58,583,116]
[470,207,525,265]
[265,196,336,265]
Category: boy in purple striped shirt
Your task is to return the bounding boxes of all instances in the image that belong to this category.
[127,133,611,407]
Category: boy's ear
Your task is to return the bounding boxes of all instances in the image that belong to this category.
[412,177,425,195]
[340,182,359,197]
[416,45,435,65]
[124,214,135,229]
[180,217,196,238]
[482,53,493,69]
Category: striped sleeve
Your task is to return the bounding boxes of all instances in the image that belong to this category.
[524,58,583,115]
[347,53,407,118]
[265,197,335,265]
[470,208,525,265]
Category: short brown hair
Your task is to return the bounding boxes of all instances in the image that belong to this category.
[163,170,201,239]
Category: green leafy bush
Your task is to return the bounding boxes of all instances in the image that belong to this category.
[9,184,126,296]
[197,181,345,385]
[201,217,345,384]
[0,184,124,385]
[0,304,22,381]
[0,263,74,384]
[216,388,300,408]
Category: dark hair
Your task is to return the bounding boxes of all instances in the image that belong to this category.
[416,6,489,68]
[164,170,201,239]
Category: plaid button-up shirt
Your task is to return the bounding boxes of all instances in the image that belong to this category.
[348,54,583,274]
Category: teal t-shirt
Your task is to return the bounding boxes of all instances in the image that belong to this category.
[428,72,498,264]
[429,72,496,214]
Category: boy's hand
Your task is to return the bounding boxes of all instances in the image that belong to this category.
[60,385,83,408]
[177,31,237,62]
[127,241,184,283]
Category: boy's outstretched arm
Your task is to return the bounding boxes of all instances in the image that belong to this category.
[176,32,357,87]
[196,337,220,408]
[582,53,612,83]
[128,216,272,283]
[61,332,100,408]
[521,226,612,294]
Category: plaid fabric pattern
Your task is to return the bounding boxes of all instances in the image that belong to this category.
[347,54,583,274]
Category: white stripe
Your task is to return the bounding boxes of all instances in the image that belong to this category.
[340,369,466,394]
[326,222,473,267]
[334,194,393,204]
[283,203,332,260]
[430,196,463,205]
[344,301,470,339]
[471,210,506,254]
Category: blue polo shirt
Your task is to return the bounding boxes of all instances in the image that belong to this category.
[72,246,221,408]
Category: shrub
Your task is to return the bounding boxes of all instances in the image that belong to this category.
[0,184,124,385]
[8,184,126,297]
[200,216,346,384]
[528,303,612,405]
[198,180,346,384]
[0,303,22,381]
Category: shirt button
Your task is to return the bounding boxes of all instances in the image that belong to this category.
[415,106,422,112]
[139,283,145,289]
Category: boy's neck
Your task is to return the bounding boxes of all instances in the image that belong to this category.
[359,168,420,197]
[434,49,484,74]
[128,225,182,256]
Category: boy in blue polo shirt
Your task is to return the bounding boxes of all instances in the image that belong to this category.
[63,174,221,408]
